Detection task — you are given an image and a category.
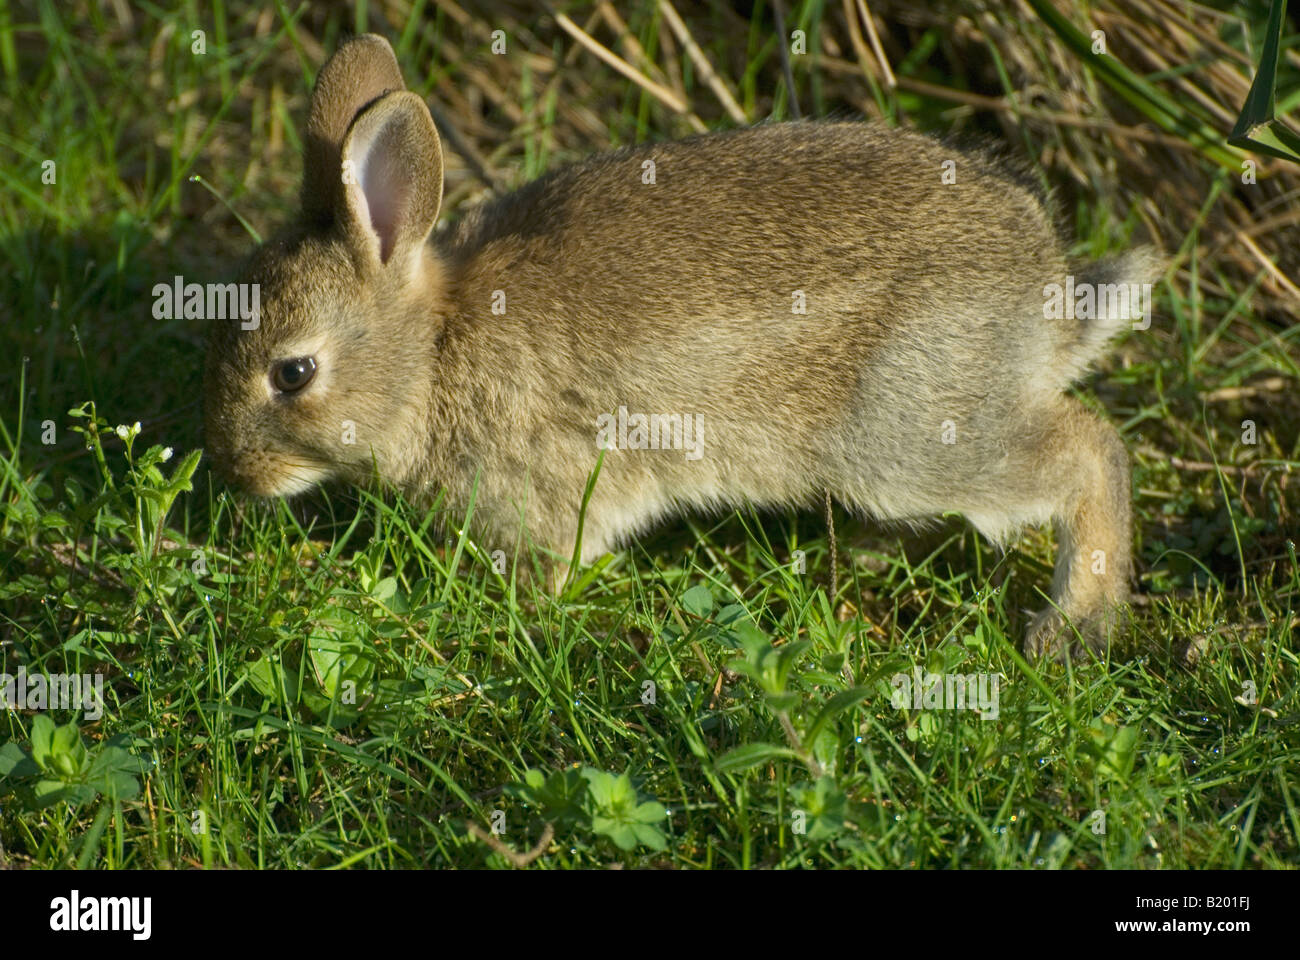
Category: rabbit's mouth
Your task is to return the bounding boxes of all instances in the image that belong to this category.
[218,450,333,499]
[264,464,332,498]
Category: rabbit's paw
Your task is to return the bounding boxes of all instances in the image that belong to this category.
[1026,608,1073,662]
[1026,604,1127,663]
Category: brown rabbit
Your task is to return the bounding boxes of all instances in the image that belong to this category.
[204,34,1160,661]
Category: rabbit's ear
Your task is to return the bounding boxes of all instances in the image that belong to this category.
[302,34,406,225]
[338,91,444,272]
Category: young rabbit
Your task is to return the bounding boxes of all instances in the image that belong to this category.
[204,34,1160,661]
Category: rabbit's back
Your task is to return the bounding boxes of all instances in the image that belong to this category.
[441,122,1063,347]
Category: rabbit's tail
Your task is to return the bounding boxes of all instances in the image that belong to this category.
[1051,245,1164,386]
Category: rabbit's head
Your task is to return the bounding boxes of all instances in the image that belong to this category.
[204,35,446,497]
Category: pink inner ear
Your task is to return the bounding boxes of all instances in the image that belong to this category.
[355,130,407,263]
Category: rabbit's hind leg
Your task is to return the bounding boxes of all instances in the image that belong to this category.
[1017,397,1133,662]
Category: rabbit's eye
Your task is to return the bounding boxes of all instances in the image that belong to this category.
[272,357,317,393]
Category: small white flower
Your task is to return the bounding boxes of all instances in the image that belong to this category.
[161,447,174,462]
[115,425,130,440]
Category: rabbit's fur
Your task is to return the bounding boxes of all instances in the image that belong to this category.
[204,34,1160,660]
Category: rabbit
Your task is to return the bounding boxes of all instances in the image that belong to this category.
[204,33,1161,662]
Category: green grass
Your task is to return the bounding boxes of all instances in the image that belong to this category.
[1,0,1297,869]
